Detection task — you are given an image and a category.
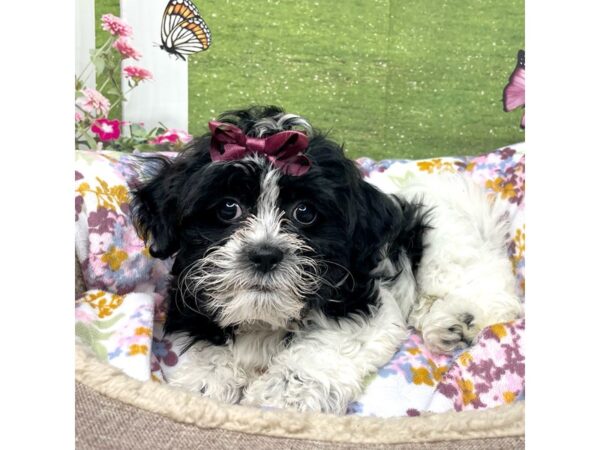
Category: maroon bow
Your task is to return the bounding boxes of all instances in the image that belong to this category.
[208,121,311,176]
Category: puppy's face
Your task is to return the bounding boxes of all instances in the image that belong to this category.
[176,155,344,329]
[132,108,399,334]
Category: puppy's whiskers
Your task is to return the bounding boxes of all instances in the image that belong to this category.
[180,220,324,328]
[314,257,356,291]
[176,260,209,317]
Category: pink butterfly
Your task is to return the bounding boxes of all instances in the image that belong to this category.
[503,50,525,129]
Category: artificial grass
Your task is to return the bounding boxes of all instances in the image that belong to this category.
[94,0,524,160]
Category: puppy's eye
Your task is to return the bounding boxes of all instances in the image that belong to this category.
[217,199,242,223]
[292,202,317,225]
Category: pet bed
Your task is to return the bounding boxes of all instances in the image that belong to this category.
[75,145,525,449]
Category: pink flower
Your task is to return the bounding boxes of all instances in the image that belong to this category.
[113,37,142,60]
[75,111,84,123]
[150,129,193,145]
[101,14,133,37]
[77,88,110,117]
[123,66,153,84]
[91,118,121,141]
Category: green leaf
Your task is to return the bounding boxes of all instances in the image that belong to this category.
[105,87,121,97]
[92,342,109,361]
[75,322,113,343]
[95,57,105,76]
[134,144,160,152]
[75,323,93,346]
[84,132,97,150]
[151,125,168,135]
[130,123,147,137]
[93,313,125,330]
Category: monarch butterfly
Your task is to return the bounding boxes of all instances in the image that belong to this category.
[503,50,525,128]
[160,0,212,61]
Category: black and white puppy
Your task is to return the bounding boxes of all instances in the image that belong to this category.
[131,106,522,414]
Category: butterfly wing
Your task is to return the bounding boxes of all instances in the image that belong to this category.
[167,16,212,57]
[503,50,525,112]
[161,0,202,46]
[503,67,525,111]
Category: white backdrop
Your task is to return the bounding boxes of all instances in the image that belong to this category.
[75,0,96,89]
[120,0,188,131]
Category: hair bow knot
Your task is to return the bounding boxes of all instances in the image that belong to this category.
[208,121,311,176]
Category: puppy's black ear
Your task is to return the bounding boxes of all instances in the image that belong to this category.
[351,179,429,276]
[350,180,400,273]
[130,156,182,259]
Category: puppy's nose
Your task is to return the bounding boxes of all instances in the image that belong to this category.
[247,244,284,273]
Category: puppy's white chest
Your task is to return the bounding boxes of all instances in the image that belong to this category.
[231,327,289,376]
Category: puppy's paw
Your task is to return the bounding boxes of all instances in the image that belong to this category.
[163,340,245,404]
[415,291,523,354]
[167,366,244,404]
[197,379,244,404]
[422,310,480,354]
[242,368,346,415]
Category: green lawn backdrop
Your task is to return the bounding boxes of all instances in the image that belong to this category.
[95,0,524,160]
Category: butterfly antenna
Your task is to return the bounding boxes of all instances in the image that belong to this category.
[517,49,525,69]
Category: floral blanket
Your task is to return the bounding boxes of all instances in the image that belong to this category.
[75,144,525,416]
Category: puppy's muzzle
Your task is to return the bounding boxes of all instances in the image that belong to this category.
[247,243,284,273]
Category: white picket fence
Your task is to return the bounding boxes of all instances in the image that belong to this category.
[75,0,188,131]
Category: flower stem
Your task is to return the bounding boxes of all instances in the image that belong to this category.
[76,36,116,88]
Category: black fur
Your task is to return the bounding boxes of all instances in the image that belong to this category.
[131,105,428,347]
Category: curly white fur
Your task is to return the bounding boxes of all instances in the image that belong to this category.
[373,173,523,353]
[165,287,408,414]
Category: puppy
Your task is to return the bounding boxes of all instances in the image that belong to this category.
[131,106,522,414]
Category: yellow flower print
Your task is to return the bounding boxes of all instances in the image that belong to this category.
[407,347,421,355]
[434,367,448,382]
[101,246,129,271]
[110,185,129,206]
[83,291,105,304]
[458,352,473,367]
[425,358,448,382]
[458,378,477,406]
[76,182,90,197]
[464,161,476,172]
[135,327,152,337]
[417,159,457,174]
[511,226,526,274]
[485,178,502,195]
[417,160,438,173]
[76,177,130,212]
[485,178,516,201]
[129,344,148,356]
[500,183,516,200]
[503,391,517,403]
[411,367,434,386]
[83,291,124,318]
[151,374,162,383]
[490,324,507,340]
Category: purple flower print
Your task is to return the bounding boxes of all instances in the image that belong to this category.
[75,195,83,221]
[152,337,178,367]
[88,207,117,234]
